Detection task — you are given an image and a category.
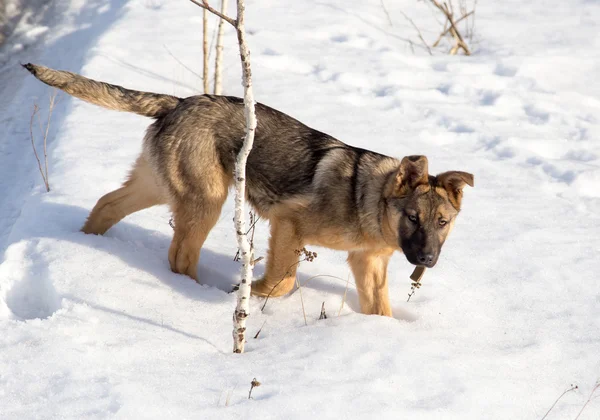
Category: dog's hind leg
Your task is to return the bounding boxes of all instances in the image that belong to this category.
[251,218,303,297]
[347,248,394,316]
[82,156,166,235]
[168,182,229,282]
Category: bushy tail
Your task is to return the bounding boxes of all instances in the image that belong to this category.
[22,63,181,118]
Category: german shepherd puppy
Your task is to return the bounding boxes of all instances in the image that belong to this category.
[23,63,473,316]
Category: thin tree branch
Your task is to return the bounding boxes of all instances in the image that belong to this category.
[188,0,236,26]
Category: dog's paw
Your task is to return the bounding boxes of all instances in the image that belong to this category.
[251,277,295,298]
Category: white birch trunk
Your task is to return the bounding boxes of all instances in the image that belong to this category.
[231,0,256,354]
[213,0,228,95]
[202,8,209,93]
[187,0,256,354]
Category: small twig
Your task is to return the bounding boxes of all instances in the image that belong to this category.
[338,274,350,316]
[248,378,261,399]
[318,302,327,320]
[168,217,175,230]
[540,384,578,420]
[400,11,432,56]
[574,381,600,420]
[253,320,266,339]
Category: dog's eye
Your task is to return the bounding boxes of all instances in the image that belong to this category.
[439,220,448,227]
[408,215,418,223]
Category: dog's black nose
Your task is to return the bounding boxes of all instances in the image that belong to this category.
[417,253,435,267]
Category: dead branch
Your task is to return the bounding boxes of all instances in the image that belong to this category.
[188,0,236,26]
[431,10,473,47]
[430,0,471,55]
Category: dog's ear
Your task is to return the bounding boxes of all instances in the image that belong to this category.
[389,155,429,197]
[436,171,474,210]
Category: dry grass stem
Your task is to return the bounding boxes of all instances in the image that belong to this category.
[318,302,327,320]
[29,90,56,192]
[338,274,350,316]
[380,0,393,26]
[253,320,266,339]
[248,378,261,399]
[163,44,203,81]
[260,248,316,312]
[540,384,578,420]
[295,276,308,326]
[574,381,600,420]
[400,11,432,55]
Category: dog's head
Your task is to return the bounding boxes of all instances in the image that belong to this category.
[383,155,474,268]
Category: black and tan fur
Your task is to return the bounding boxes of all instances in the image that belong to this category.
[23,63,474,316]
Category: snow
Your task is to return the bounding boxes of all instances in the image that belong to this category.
[1,0,600,418]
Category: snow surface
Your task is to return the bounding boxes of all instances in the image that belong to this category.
[1,0,600,418]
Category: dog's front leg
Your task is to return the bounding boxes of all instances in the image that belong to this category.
[347,248,394,316]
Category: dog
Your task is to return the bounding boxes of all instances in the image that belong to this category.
[23,63,473,316]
